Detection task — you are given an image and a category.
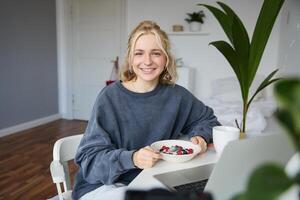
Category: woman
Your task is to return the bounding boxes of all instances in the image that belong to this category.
[72,21,220,200]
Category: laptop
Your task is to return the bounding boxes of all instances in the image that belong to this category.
[153,133,295,200]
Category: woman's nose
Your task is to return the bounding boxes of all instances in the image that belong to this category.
[143,54,152,66]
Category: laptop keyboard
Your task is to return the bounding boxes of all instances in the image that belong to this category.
[174,179,209,192]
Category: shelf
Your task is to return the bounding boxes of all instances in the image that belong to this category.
[167,31,210,36]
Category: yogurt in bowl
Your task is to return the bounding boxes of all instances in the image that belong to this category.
[151,140,201,163]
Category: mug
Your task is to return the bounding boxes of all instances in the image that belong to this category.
[213,126,240,155]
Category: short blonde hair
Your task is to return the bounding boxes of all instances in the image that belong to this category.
[120,21,177,85]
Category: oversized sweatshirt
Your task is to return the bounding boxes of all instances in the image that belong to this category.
[72,81,220,199]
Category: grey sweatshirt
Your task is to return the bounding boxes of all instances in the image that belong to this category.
[72,81,220,199]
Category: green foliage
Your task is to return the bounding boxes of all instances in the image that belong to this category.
[275,79,300,151]
[185,11,205,24]
[247,164,293,200]
[232,164,294,200]
[231,79,300,199]
[198,0,284,133]
[198,1,300,198]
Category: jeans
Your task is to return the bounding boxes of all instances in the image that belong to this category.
[79,183,127,200]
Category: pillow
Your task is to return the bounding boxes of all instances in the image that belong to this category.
[211,75,266,103]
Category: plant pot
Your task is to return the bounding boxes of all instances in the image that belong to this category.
[239,132,247,139]
[189,22,201,32]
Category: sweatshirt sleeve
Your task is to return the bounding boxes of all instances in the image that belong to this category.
[74,104,136,185]
[182,95,221,143]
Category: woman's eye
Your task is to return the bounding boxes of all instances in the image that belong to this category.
[152,52,161,56]
[134,52,143,56]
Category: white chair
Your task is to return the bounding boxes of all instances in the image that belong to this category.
[50,134,83,200]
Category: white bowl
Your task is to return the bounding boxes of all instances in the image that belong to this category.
[151,140,201,163]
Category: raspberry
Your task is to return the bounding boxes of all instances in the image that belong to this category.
[187,149,193,154]
[159,145,194,155]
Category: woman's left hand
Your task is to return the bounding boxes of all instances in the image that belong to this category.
[191,136,207,154]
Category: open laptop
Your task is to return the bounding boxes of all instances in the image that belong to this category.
[153,133,295,200]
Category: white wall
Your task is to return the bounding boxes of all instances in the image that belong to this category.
[126,0,282,100]
[278,0,300,77]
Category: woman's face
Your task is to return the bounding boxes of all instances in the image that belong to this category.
[131,34,167,84]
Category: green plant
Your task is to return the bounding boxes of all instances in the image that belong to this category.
[198,0,284,133]
[275,79,300,152]
[231,78,300,200]
[185,11,205,24]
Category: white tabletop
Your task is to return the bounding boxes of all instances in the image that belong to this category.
[128,146,219,190]
[128,117,280,191]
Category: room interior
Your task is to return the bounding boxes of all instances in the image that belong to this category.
[0,0,299,199]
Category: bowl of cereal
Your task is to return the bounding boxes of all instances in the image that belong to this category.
[151,140,201,163]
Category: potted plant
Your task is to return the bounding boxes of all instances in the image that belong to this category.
[231,78,300,200]
[198,0,284,137]
[185,11,205,32]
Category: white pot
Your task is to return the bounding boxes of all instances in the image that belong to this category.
[189,22,201,32]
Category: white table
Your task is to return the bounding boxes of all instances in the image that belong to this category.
[128,146,219,190]
[128,117,280,191]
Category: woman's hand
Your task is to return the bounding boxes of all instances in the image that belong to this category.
[191,136,207,153]
[133,146,162,169]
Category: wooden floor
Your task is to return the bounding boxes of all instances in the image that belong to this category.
[0,119,87,200]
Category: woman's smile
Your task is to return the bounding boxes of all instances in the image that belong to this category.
[132,34,167,84]
[139,67,157,73]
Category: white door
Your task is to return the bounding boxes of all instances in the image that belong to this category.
[71,0,123,120]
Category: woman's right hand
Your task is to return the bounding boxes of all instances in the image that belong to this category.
[133,146,162,169]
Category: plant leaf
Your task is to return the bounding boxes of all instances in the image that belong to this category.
[293,171,300,185]
[201,2,251,102]
[247,69,280,107]
[217,2,251,94]
[275,79,300,110]
[232,16,250,98]
[231,193,248,200]
[247,163,293,200]
[275,79,300,151]
[248,0,285,87]
[209,41,239,75]
[276,109,300,151]
[217,2,250,68]
[209,40,246,100]
[216,1,234,21]
[198,4,233,44]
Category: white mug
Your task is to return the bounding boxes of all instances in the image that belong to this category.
[213,126,240,155]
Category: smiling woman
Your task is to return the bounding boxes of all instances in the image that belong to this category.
[121,21,177,88]
[124,34,167,92]
[72,20,220,200]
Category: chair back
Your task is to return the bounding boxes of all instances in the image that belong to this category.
[53,134,83,162]
[50,134,83,200]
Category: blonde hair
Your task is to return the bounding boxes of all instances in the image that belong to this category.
[120,21,177,85]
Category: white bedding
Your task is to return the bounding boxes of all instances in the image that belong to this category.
[205,97,276,136]
[205,76,277,136]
